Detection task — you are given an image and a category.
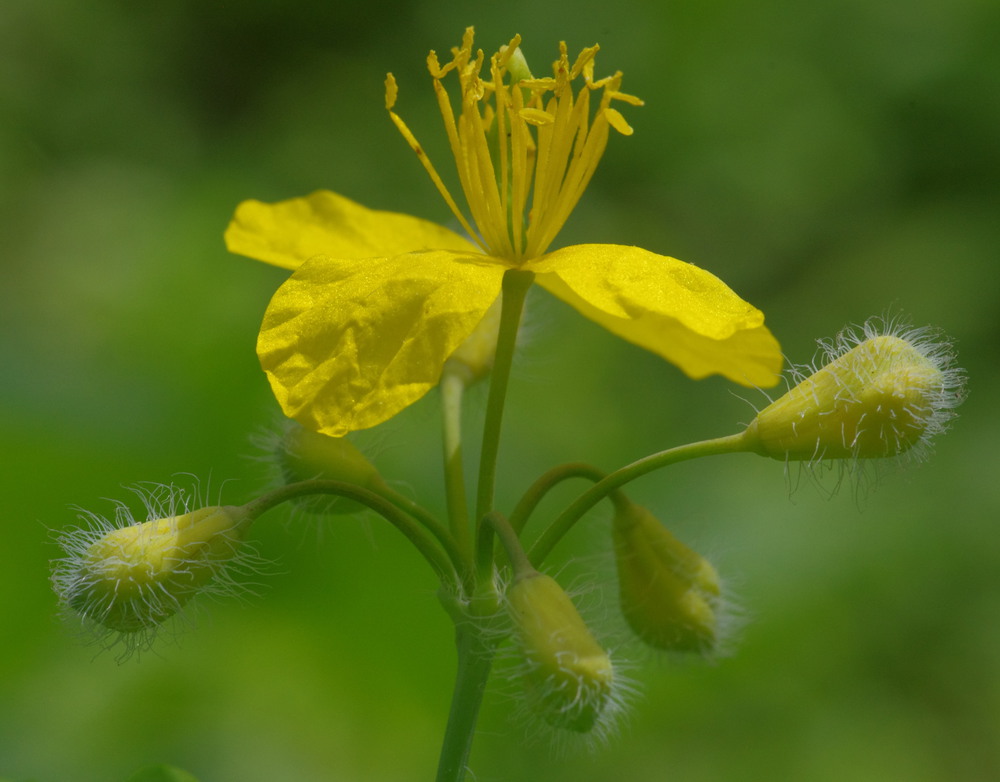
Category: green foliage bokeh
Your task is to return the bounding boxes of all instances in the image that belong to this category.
[2,1,999,780]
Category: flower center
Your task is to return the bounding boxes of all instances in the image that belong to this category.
[386,27,642,263]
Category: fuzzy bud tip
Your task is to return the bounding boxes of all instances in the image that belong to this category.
[54,504,251,635]
[743,322,965,462]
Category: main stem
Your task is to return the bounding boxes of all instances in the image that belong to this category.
[436,269,533,782]
[475,269,534,522]
[434,609,498,782]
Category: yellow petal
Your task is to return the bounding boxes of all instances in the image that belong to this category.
[225,190,478,271]
[527,244,783,387]
[258,251,504,436]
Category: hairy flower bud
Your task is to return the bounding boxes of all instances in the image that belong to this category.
[53,501,253,638]
[275,421,384,514]
[743,322,964,462]
[613,501,721,655]
[507,571,615,733]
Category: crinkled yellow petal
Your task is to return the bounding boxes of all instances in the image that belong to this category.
[258,251,505,436]
[527,244,783,387]
[225,190,479,270]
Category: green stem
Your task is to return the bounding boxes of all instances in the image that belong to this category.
[242,480,460,587]
[435,609,499,782]
[441,370,472,566]
[477,511,532,578]
[475,269,534,523]
[528,431,751,566]
[508,462,609,536]
[376,485,468,578]
[435,270,534,782]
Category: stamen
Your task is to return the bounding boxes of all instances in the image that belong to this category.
[604,107,633,136]
[463,88,510,255]
[569,44,600,80]
[387,30,641,263]
[518,108,554,126]
[385,73,483,251]
[509,87,535,259]
[536,103,610,256]
[492,53,511,250]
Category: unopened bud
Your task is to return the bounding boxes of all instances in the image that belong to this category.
[55,504,251,634]
[275,421,384,514]
[743,322,964,461]
[508,571,615,733]
[613,501,721,655]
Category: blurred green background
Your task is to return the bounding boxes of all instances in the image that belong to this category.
[3,0,999,780]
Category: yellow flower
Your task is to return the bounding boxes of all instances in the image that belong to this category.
[226,28,783,436]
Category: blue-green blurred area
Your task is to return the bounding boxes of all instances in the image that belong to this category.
[3,0,998,779]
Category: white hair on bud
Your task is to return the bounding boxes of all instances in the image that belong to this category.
[746,314,966,497]
[813,316,966,459]
[50,480,266,662]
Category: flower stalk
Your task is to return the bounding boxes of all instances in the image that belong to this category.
[529,433,750,566]
[475,269,535,522]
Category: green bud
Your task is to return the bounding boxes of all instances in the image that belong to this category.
[508,571,615,733]
[59,505,251,634]
[613,501,720,655]
[275,421,384,514]
[743,323,964,462]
